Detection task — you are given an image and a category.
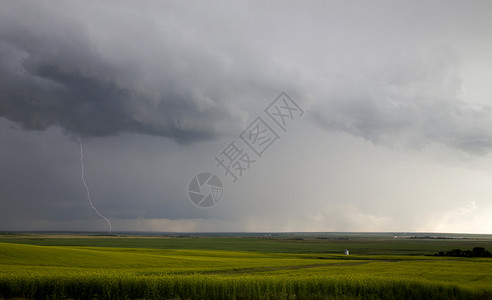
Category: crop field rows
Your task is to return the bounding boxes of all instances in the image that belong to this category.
[1,233,492,299]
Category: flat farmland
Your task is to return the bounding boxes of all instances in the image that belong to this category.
[1,233,491,299]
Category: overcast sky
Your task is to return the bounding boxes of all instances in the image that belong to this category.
[1,0,492,233]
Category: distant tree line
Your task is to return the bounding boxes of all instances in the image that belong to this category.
[409,236,455,239]
[434,247,491,257]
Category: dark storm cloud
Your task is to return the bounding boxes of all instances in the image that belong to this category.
[0,1,248,143]
[2,0,492,153]
[3,0,492,233]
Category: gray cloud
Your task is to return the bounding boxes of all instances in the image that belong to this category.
[2,1,492,233]
[0,1,252,143]
[2,1,492,153]
[312,47,492,155]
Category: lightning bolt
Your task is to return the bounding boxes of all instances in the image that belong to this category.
[78,138,112,234]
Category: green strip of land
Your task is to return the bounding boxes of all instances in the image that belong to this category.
[1,233,491,299]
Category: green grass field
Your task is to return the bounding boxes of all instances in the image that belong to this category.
[1,233,492,299]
